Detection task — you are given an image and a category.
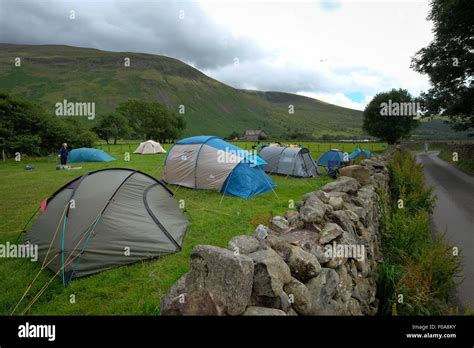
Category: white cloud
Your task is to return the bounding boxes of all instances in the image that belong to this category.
[0,0,435,110]
[297,91,369,111]
[199,0,434,108]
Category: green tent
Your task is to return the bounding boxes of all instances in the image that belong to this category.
[26,168,188,284]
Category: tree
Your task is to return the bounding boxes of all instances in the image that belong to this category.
[363,89,420,144]
[411,0,474,131]
[93,112,131,144]
[0,93,95,156]
[116,99,185,142]
[226,131,240,140]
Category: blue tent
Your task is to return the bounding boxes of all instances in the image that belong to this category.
[68,148,116,163]
[317,149,347,168]
[349,147,372,160]
[163,136,276,199]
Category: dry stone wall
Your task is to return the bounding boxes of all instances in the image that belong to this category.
[161,156,389,316]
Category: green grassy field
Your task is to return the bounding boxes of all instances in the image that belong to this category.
[0,141,386,315]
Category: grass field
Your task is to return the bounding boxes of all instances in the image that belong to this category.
[0,141,386,315]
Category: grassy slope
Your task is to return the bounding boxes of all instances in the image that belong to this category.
[1,43,467,139]
[0,142,386,315]
[0,43,364,138]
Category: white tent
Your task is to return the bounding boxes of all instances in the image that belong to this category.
[134,140,167,154]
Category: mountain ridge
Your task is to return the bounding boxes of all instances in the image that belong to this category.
[0,43,468,139]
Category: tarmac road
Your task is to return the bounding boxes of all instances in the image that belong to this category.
[416,151,473,310]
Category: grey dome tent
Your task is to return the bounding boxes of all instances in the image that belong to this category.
[259,146,319,178]
[26,168,188,284]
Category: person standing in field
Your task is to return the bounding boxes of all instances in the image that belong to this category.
[424,142,429,153]
[58,143,69,165]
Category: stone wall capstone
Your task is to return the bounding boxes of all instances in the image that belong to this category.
[161,156,389,316]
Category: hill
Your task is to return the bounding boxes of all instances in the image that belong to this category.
[0,43,468,139]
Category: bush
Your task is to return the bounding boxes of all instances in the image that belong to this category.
[395,260,441,315]
[377,149,463,315]
[382,210,431,264]
[389,149,436,214]
[377,262,404,314]
[419,235,463,301]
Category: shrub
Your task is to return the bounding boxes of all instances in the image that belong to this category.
[377,262,404,314]
[382,210,431,264]
[419,235,463,301]
[388,150,435,214]
[377,149,463,315]
[395,260,441,315]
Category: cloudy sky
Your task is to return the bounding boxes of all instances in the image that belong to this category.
[0,0,434,110]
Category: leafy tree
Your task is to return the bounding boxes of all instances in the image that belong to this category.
[363,89,420,144]
[411,0,474,131]
[226,131,241,140]
[116,99,185,143]
[60,119,97,150]
[0,93,95,156]
[93,112,131,144]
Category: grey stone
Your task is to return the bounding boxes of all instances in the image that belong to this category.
[284,210,301,228]
[360,159,386,171]
[348,298,363,315]
[373,172,388,189]
[319,222,344,244]
[242,306,287,316]
[186,245,254,315]
[269,216,291,233]
[306,268,340,314]
[335,265,353,302]
[352,276,376,307]
[327,191,351,202]
[310,243,332,264]
[328,196,344,210]
[287,245,322,282]
[339,165,373,186]
[277,229,319,249]
[343,201,367,222]
[321,176,360,194]
[265,234,293,262]
[284,277,312,315]
[254,224,270,240]
[356,257,370,277]
[299,195,327,224]
[228,235,260,255]
[314,190,330,204]
[325,255,348,269]
[160,273,188,315]
[328,210,357,235]
[249,248,292,298]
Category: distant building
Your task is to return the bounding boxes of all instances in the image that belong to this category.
[243,130,267,141]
